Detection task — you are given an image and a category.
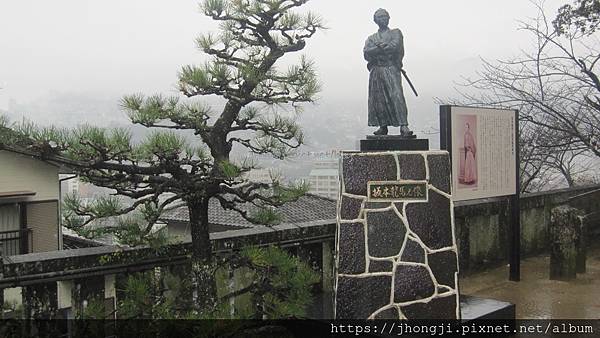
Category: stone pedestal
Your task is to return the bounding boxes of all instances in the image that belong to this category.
[550,206,581,280]
[334,150,460,319]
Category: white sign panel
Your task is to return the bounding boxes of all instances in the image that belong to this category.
[448,106,517,201]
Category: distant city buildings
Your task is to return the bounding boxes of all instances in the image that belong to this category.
[60,174,80,197]
[307,159,339,200]
[242,168,279,184]
[59,174,115,205]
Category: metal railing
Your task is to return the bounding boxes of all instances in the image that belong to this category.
[0,228,32,256]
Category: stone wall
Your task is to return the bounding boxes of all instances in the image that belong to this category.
[336,151,460,319]
[0,221,337,319]
[455,184,600,273]
[1,184,598,318]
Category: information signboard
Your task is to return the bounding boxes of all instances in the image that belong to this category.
[440,105,521,281]
[440,106,518,202]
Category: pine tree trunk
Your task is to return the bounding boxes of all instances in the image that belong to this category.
[188,197,217,316]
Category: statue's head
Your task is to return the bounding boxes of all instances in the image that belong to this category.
[374,8,390,28]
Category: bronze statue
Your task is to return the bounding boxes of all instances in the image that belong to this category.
[364,9,415,136]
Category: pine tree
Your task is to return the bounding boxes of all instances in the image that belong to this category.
[0,0,324,315]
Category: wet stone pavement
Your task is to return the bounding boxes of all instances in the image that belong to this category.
[460,246,600,319]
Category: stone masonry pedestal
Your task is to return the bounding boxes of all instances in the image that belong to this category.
[549,205,581,281]
[334,150,460,319]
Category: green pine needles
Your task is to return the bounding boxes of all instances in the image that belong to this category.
[0,0,324,315]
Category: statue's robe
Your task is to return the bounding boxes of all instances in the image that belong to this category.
[363,28,408,127]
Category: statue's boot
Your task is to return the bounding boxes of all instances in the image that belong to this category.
[400,125,413,137]
[374,126,388,135]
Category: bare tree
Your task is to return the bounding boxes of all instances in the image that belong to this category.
[445,1,600,190]
[519,122,558,192]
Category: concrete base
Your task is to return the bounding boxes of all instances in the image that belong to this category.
[460,295,516,320]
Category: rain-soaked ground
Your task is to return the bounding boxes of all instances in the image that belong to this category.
[460,246,600,319]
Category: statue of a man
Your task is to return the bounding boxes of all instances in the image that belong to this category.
[364,9,413,136]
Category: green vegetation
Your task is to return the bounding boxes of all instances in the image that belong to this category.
[0,0,324,316]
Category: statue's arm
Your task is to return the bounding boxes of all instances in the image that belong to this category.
[363,37,380,61]
[394,29,405,69]
[397,30,405,60]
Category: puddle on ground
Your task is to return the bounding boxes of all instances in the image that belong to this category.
[460,247,600,319]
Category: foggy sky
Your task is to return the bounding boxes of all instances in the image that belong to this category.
[0,0,565,132]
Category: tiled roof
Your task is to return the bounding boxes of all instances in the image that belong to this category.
[160,193,336,228]
[62,227,105,249]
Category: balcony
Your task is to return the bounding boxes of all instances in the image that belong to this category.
[0,228,32,256]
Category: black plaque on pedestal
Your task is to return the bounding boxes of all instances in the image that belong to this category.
[360,135,429,152]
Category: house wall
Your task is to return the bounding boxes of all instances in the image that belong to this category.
[0,151,59,202]
[27,201,60,253]
[0,151,61,254]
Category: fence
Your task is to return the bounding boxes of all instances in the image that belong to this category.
[0,228,32,256]
[0,220,336,320]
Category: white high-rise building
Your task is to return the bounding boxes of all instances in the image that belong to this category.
[60,175,80,197]
[308,159,339,200]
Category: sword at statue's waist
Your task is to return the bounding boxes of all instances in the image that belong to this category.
[401,69,419,97]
